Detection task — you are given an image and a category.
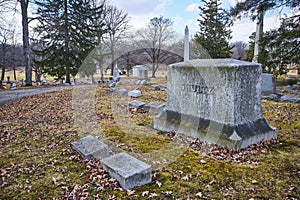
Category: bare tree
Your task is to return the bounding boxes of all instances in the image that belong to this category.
[0,0,16,23]
[137,16,174,78]
[102,4,130,75]
[0,0,16,84]
[10,26,22,81]
[230,41,248,60]
[20,0,32,86]
[0,27,12,81]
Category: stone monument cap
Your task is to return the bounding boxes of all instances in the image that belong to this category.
[171,59,260,68]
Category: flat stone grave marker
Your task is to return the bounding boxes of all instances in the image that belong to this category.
[101,152,152,190]
[150,85,159,91]
[117,88,128,96]
[136,80,147,85]
[128,100,146,108]
[71,135,108,160]
[128,90,141,98]
[154,59,277,151]
[159,86,167,91]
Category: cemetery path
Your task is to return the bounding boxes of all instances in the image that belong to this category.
[0,85,76,106]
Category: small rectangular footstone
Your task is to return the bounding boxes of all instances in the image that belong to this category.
[71,135,108,160]
[150,85,159,91]
[101,152,152,190]
[128,90,141,98]
[128,100,146,108]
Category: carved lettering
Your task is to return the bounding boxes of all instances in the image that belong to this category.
[181,83,214,95]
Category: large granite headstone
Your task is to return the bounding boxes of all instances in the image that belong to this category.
[101,152,152,190]
[154,59,277,151]
[71,135,108,160]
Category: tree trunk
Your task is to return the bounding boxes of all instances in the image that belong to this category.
[20,0,32,86]
[100,68,104,82]
[1,65,4,81]
[1,44,5,81]
[110,47,114,76]
[151,63,156,78]
[64,0,71,84]
[13,66,16,80]
[12,45,17,80]
[252,10,264,63]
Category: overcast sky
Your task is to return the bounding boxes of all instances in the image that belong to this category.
[109,0,291,43]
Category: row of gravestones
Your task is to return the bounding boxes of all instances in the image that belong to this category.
[261,73,300,103]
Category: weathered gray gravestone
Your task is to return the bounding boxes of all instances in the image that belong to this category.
[71,135,108,159]
[117,88,128,96]
[261,73,276,94]
[150,85,159,91]
[128,100,146,108]
[128,90,141,98]
[154,59,277,151]
[101,152,152,190]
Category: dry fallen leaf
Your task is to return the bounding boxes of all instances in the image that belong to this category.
[142,191,149,196]
[163,191,173,195]
[200,159,207,164]
[127,190,135,196]
[52,177,57,185]
[195,191,203,197]
[149,193,159,198]
[181,175,190,181]
[156,180,162,187]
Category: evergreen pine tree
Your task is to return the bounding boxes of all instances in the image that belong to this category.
[245,32,269,71]
[194,0,232,58]
[33,0,105,83]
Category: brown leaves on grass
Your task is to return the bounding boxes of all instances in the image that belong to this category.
[62,146,122,198]
[0,85,299,199]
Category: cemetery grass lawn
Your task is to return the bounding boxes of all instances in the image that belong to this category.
[0,83,299,199]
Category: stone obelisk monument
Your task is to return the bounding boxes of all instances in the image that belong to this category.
[184,26,189,62]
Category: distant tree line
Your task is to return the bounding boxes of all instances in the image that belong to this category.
[1,0,299,84]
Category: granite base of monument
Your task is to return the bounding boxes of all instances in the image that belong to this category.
[154,110,277,151]
[154,59,277,151]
